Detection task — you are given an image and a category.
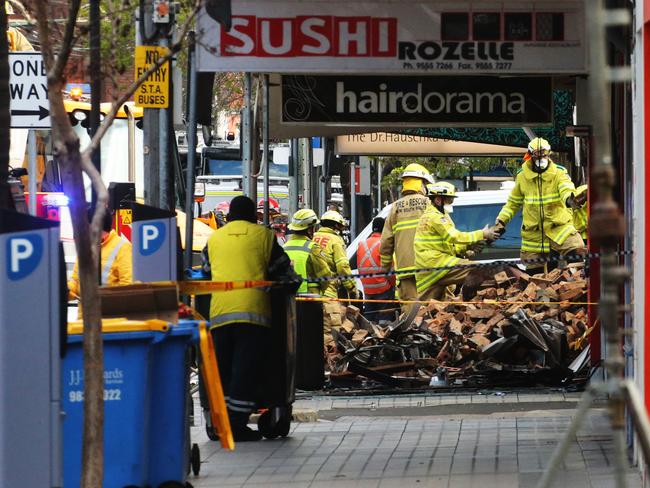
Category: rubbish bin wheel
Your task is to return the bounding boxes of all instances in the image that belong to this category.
[191,443,201,476]
[205,423,219,442]
[258,410,278,439]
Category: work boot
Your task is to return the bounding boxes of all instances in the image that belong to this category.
[233,425,263,442]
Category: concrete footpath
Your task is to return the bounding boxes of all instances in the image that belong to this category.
[188,390,643,488]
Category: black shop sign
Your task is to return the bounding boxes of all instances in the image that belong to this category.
[281,75,552,126]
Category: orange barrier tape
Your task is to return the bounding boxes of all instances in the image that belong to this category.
[176,280,274,295]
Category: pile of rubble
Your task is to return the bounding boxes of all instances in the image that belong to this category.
[325,264,591,388]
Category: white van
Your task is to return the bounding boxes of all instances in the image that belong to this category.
[347,189,523,270]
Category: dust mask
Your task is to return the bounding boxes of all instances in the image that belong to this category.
[443,204,454,214]
[533,158,549,172]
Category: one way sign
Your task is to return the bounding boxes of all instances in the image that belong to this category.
[9,52,50,129]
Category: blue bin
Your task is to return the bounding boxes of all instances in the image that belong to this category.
[148,320,199,486]
[63,327,165,488]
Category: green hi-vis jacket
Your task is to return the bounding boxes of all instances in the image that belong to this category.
[497,160,578,253]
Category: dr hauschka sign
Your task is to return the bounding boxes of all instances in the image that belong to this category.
[196,1,586,74]
[281,76,553,127]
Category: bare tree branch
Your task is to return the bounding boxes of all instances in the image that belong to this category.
[81,0,201,160]
[52,0,82,82]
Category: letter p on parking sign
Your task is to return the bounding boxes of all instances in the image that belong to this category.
[6,234,43,280]
[139,222,166,256]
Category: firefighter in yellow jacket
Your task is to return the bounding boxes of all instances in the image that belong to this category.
[68,211,132,317]
[6,2,33,52]
[283,208,332,295]
[572,185,588,240]
[379,163,433,310]
[313,210,358,299]
[495,138,587,271]
[415,182,499,300]
[203,196,299,441]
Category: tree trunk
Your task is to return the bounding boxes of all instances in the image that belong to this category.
[0,6,13,210]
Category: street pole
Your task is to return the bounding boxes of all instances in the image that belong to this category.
[89,0,101,210]
[183,32,198,270]
[27,130,36,216]
[242,73,253,199]
[301,138,311,208]
[289,138,299,214]
[262,74,270,225]
[159,36,171,210]
[376,158,382,213]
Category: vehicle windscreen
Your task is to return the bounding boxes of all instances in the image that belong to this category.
[453,203,522,251]
[206,159,289,177]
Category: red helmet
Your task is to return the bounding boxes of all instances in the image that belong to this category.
[257,198,280,214]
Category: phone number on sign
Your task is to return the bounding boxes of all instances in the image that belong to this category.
[68,389,122,402]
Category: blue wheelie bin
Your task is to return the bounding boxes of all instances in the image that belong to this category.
[63,319,170,488]
[148,320,200,487]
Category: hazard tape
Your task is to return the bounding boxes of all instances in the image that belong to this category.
[294,296,597,306]
[177,249,632,296]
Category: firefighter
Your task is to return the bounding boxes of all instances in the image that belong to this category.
[313,210,358,299]
[414,182,499,301]
[357,217,396,321]
[283,208,331,295]
[572,185,588,240]
[495,138,587,271]
[204,196,299,441]
[379,163,434,311]
[68,210,132,316]
[6,2,33,52]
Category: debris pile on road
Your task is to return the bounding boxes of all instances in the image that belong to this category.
[325,264,591,388]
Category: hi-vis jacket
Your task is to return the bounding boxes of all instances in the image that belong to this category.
[313,227,356,298]
[497,160,577,253]
[283,234,331,294]
[68,230,132,300]
[207,220,275,328]
[379,193,430,276]
[414,207,483,294]
[358,233,395,295]
[573,206,588,240]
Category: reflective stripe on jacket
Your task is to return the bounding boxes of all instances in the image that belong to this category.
[379,193,430,275]
[358,233,394,295]
[283,234,331,294]
[208,220,275,328]
[414,207,483,294]
[497,160,577,253]
[573,206,588,240]
[313,227,356,298]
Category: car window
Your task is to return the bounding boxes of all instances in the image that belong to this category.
[453,203,522,250]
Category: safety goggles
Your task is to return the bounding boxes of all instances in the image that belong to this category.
[530,148,551,158]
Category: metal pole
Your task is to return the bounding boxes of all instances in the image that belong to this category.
[301,138,311,208]
[89,0,101,209]
[124,105,136,182]
[262,74,270,225]
[159,36,170,210]
[350,160,357,240]
[183,32,198,270]
[376,158,382,213]
[242,73,253,199]
[289,138,299,214]
[27,130,36,215]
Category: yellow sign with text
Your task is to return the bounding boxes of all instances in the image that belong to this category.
[134,46,170,108]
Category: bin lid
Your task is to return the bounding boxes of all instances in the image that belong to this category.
[67,318,170,335]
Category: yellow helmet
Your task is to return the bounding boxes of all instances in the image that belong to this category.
[5,1,13,15]
[527,137,551,158]
[288,208,319,231]
[427,181,457,198]
[320,210,346,226]
[401,163,434,184]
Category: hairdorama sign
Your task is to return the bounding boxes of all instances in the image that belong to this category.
[196,1,586,74]
[281,76,553,126]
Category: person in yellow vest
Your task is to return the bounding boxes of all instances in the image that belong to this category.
[283,208,331,295]
[495,138,587,271]
[572,184,588,240]
[379,163,433,311]
[415,182,499,301]
[203,196,299,441]
[67,211,132,316]
[6,2,33,52]
[312,210,358,299]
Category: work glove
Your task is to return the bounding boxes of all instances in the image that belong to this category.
[482,224,501,242]
[468,241,486,254]
[493,219,507,237]
[464,250,476,259]
[573,191,587,208]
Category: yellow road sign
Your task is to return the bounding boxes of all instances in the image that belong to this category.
[134,45,170,108]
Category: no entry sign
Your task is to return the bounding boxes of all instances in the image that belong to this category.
[9,53,50,129]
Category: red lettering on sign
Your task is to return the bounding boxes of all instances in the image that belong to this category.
[219,15,397,58]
